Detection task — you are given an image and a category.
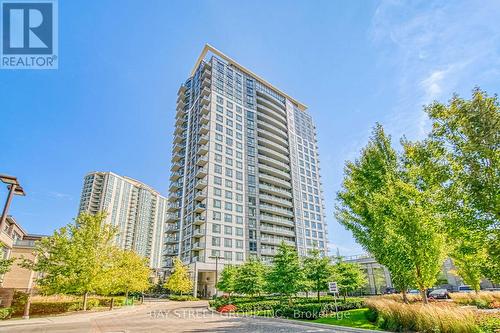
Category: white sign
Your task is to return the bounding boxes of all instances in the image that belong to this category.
[328,281,338,293]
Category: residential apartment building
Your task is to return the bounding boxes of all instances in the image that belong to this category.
[78,172,167,269]
[166,45,328,297]
[0,216,44,307]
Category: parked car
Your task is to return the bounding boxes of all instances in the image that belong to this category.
[408,289,420,294]
[383,287,397,294]
[428,289,450,299]
[457,285,474,293]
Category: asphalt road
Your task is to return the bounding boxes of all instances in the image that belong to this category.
[0,301,374,333]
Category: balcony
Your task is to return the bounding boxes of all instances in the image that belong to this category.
[199,124,209,134]
[256,90,286,114]
[175,116,187,127]
[166,223,180,233]
[193,228,204,238]
[194,190,206,201]
[194,202,206,213]
[192,242,205,250]
[196,155,208,166]
[174,133,186,144]
[169,181,182,192]
[260,225,295,237]
[200,104,210,115]
[257,102,287,126]
[173,143,186,153]
[164,247,179,255]
[258,146,289,164]
[257,112,288,133]
[260,248,277,256]
[257,129,288,148]
[261,237,295,247]
[260,214,294,227]
[260,204,294,218]
[259,193,293,208]
[195,178,207,190]
[197,144,208,155]
[258,163,291,180]
[198,134,209,145]
[166,212,180,222]
[200,114,210,125]
[168,193,181,203]
[201,87,210,97]
[165,236,179,244]
[259,183,292,199]
[167,202,180,212]
[193,215,206,225]
[258,154,290,172]
[258,121,288,141]
[259,173,292,189]
[258,137,288,155]
[174,125,187,135]
[200,96,210,107]
[172,151,184,162]
[171,161,183,171]
[170,171,183,182]
[196,166,208,178]
[201,77,210,89]
[202,68,212,80]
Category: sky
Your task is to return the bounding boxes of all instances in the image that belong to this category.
[1,0,500,256]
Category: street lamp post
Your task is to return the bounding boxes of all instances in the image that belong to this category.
[0,174,25,232]
[209,255,223,297]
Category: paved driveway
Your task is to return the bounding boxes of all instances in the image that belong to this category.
[0,301,374,333]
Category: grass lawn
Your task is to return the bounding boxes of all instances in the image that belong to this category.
[303,308,382,331]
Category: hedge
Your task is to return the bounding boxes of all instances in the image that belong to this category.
[168,295,199,301]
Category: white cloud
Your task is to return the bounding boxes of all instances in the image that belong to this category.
[371,0,500,140]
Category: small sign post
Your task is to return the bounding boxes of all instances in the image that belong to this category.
[328,282,339,316]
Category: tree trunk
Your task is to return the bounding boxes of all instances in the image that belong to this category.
[125,290,129,305]
[421,289,428,304]
[317,291,320,303]
[402,290,409,304]
[109,297,114,310]
[83,292,89,311]
[343,291,347,301]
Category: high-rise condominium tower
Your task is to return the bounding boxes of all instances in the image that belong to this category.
[166,45,328,297]
[78,171,167,269]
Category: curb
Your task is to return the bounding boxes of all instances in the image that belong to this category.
[206,306,381,333]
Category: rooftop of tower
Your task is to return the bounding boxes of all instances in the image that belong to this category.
[191,44,307,111]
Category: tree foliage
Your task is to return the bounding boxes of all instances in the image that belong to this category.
[234,259,266,296]
[26,212,118,309]
[164,257,193,295]
[266,243,304,300]
[336,125,449,303]
[216,265,238,295]
[332,260,366,299]
[303,249,334,301]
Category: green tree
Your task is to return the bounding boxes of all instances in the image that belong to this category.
[332,260,366,300]
[25,212,118,310]
[164,257,193,295]
[303,249,334,302]
[426,88,500,284]
[234,259,266,296]
[216,265,238,296]
[335,125,415,300]
[0,242,14,277]
[336,126,449,304]
[99,249,151,306]
[266,243,304,303]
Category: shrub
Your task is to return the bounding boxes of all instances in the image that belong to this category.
[366,299,480,333]
[449,292,500,309]
[0,307,12,320]
[168,295,198,301]
[217,304,237,313]
[276,299,364,319]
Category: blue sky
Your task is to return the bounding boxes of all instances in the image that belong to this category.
[1,0,499,255]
